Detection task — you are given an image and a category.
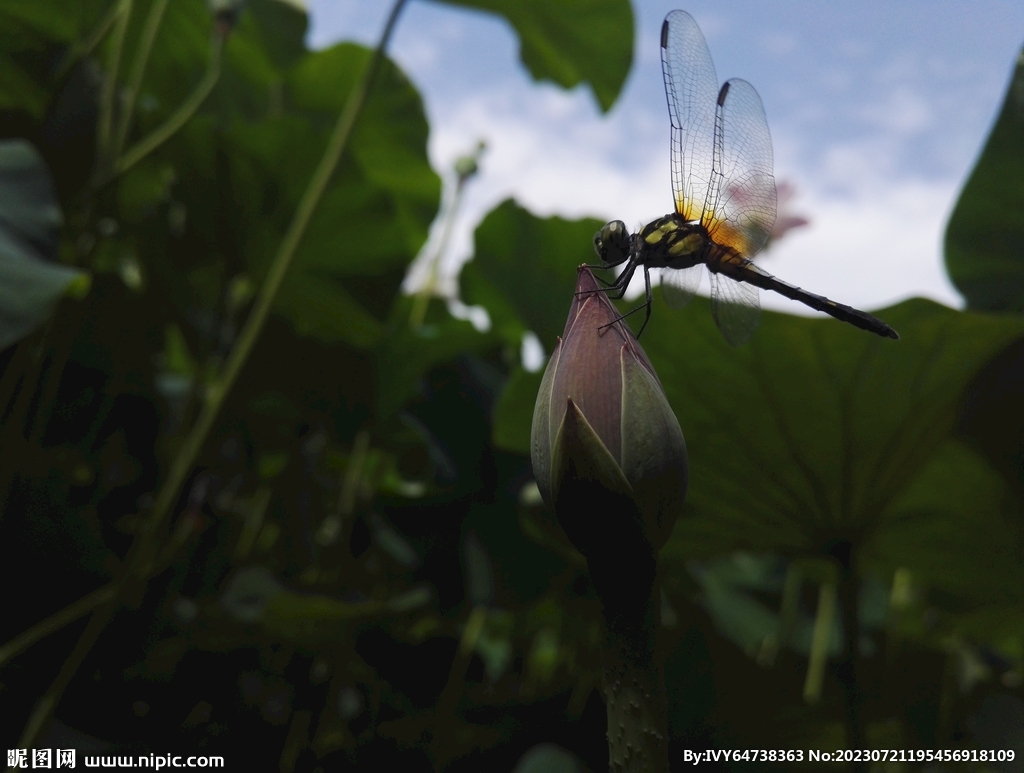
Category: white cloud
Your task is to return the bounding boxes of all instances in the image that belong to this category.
[755,179,963,314]
[398,16,469,72]
[858,85,934,135]
[764,130,964,314]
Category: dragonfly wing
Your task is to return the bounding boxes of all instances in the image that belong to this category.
[706,78,777,259]
[661,11,719,223]
[709,270,761,346]
[660,265,703,308]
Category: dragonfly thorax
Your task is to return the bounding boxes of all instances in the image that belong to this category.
[637,214,708,270]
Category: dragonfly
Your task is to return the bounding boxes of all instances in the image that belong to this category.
[592,10,899,344]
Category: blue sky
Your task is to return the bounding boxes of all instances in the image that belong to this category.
[307,0,1024,317]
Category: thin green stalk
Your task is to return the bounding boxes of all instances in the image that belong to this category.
[102,34,222,185]
[430,605,487,765]
[409,179,462,329]
[837,567,866,771]
[26,312,80,446]
[759,560,802,666]
[338,430,370,516]
[233,486,272,562]
[96,0,133,170]
[0,320,56,520]
[55,2,124,80]
[409,142,484,329]
[936,645,957,744]
[16,0,411,749]
[315,431,370,549]
[114,0,170,158]
[0,584,117,668]
[803,580,836,704]
[3,302,95,520]
[0,330,41,423]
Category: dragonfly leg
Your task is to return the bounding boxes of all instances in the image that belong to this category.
[581,264,617,288]
[578,261,636,301]
[598,266,653,338]
[603,260,636,299]
[636,263,653,337]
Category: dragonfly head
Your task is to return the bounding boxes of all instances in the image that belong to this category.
[593,220,633,267]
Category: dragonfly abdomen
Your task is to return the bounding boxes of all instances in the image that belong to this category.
[725,261,899,339]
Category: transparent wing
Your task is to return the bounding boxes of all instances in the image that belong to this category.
[709,270,761,346]
[661,10,719,224]
[705,78,777,259]
[660,266,703,308]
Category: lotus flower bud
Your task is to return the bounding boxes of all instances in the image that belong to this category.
[530,267,688,556]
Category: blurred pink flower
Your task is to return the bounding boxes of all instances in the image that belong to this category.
[766,181,810,250]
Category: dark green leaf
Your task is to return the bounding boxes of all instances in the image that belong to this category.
[289,43,441,206]
[492,364,543,453]
[223,18,284,95]
[226,44,441,346]
[944,43,1024,311]
[172,41,441,348]
[956,337,1024,497]
[245,0,307,72]
[220,0,308,117]
[116,158,176,224]
[0,53,49,117]
[0,140,87,349]
[869,439,1024,605]
[653,297,1024,559]
[375,295,496,418]
[462,199,603,348]
[126,0,212,125]
[0,2,108,116]
[436,0,633,112]
[0,0,90,42]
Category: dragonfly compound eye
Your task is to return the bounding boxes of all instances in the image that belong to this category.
[594,220,631,266]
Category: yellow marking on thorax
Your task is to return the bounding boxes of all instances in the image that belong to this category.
[667,233,703,257]
[643,219,677,245]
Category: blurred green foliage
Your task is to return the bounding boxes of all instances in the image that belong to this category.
[0,0,1023,771]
